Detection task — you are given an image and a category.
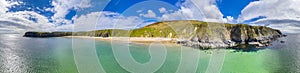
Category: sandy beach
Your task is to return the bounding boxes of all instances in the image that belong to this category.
[63,36,179,44]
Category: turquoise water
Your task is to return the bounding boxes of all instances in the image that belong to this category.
[0,34,299,73]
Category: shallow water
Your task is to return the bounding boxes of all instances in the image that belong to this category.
[0,34,299,73]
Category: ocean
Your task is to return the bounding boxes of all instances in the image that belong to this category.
[0,34,299,73]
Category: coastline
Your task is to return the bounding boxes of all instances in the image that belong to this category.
[63,36,179,45]
[24,20,285,49]
[62,34,285,49]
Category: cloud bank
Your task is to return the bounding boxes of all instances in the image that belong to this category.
[160,0,226,22]
[0,0,299,34]
[238,0,300,33]
[59,11,145,31]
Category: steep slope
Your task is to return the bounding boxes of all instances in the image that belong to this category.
[128,20,283,48]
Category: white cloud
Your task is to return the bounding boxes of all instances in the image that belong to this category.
[160,7,194,21]
[160,0,225,22]
[0,0,144,33]
[58,11,146,31]
[136,10,143,13]
[0,0,20,14]
[45,7,54,12]
[223,16,235,23]
[0,0,55,33]
[0,0,10,14]
[238,0,300,33]
[159,7,167,13]
[139,10,157,18]
[226,16,233,22]
[0,11,55,33]
[0,0,114,33]
[55,23,74,31]
[51,0,92,24]
[186,0,224,22]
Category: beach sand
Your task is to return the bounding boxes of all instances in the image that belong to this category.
[63,36,179,45]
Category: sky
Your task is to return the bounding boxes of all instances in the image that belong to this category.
[0,0,299,33]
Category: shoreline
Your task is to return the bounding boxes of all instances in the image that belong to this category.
[63,36,179,45]
[62,35,285,49]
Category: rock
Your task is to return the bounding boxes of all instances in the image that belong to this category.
[190,35,199,42]
[249,42,264,47]
[179,23,283,49]
[283,34,288,37]
[103,32,110,37]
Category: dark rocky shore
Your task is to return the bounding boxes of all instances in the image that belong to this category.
[176,24,285,49]
[178,34,285,49]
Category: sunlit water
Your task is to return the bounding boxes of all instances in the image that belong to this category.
[0,34,299,73]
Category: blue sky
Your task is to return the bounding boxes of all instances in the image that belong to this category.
[216,0,257,19]
[1,0,300,33]
[103,0,181,13]
[8,0,54,20]
[7,0,255,23]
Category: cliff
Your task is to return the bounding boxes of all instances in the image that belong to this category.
[24,20,284,49]
[24,32,72,37]
[130,20,283,49]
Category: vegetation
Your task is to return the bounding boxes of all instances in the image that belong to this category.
[24,20,284,49]
[24,32,72,37]
[24,20,282,42]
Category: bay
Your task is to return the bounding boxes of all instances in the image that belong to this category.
[0,34,299,73]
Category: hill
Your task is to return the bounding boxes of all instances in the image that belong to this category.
[24,20,284,49]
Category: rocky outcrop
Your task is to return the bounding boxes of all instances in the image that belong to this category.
[23,32,72,37]
[172,22,284,49]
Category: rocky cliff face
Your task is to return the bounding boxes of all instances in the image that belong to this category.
[133,20,284,49]
[184,24,283,49]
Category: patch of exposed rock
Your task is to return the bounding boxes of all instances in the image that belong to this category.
[176,24,284,49]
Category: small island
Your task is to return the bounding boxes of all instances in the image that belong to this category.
[24,20,285,49]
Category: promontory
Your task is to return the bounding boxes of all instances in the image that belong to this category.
[24,20,285,49]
